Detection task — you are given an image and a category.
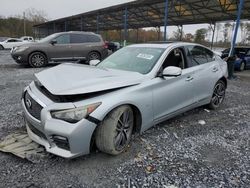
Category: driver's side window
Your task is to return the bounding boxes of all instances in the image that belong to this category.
[162,48,186,70]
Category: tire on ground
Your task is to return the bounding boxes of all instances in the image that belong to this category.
[208,80,226,110]
[28,52,48,68]
[95,105,134,155]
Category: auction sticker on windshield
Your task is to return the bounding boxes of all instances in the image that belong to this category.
[137,53,154,60]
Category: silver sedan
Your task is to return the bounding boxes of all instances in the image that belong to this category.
[22,42,228,158]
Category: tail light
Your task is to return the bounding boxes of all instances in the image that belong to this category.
[103,42,108,49]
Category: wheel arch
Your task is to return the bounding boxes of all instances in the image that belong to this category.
[88,50,101,59]
[28,50,48,61]
[219,76,227,88]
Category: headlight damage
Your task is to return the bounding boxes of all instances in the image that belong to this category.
[51,102,101,123]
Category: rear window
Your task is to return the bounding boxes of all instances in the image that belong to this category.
[87,35,101,42]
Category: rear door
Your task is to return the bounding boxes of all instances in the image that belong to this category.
[48,34,73,61]
[70,33,89,60]
[184,45,220,103]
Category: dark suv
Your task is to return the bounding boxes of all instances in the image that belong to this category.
[11,31,108,67]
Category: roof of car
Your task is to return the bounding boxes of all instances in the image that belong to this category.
[129,42,199,49]
[55,31,97,35]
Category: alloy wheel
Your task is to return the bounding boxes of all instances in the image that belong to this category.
[31,54,45,67]
[114,109,133,151]
[211,82,226,107]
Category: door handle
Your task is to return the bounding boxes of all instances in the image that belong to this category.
[212,67,219,72]
[186,76,194,81]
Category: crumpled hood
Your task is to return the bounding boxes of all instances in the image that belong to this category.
[35,63,144,95]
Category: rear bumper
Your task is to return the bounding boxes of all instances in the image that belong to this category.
[22,86,98,158]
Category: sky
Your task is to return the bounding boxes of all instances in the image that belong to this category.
[0,0,242,41]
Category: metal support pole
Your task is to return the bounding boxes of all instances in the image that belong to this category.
[229,0,244,56]
[124,7,128,46]
[210,23,216,50]
[164,0,169,41]
[64,21,67,31]
[96,15,99,34]
[157,26,161,41]
[53,22,56,33]
[105,31,108,41]
[23,12,26,36]
[81,17,83,31]
[136,28,139,43]
[180,25,183,41]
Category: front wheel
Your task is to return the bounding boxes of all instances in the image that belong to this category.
[0,45,4,50]
[208,80,226,110]
[95,105,134,155]
[28,52,48,68]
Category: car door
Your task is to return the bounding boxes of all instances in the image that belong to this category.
[152,47,195,123]
[184,45,220,103]
[47,34,73,61]
[70,33,89,60]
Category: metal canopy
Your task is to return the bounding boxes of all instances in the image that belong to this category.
[34,0,250,35]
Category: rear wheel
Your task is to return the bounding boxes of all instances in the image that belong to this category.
[208,80,226,110]
[95,105,134,155]
[87,51,101,63]
[29,52,48,68]
[239,62,246,71]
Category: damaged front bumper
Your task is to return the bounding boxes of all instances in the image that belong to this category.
[22,84,98,158]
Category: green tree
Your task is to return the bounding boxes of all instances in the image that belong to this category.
[194,28,207,43]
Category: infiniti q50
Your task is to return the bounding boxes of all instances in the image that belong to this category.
[22,42,228,158]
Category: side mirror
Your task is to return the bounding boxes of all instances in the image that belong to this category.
[89,59,100,66]
[50,40,57,45]
[162,66,182,77]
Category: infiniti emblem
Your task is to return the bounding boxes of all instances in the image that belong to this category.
[26,99,32,108]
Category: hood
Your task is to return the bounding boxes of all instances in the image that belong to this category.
[18,42,40,48]
[35,64,144,95]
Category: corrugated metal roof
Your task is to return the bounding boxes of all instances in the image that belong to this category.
[33,0,250,33]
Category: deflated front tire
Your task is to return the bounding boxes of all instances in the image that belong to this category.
[95,105,134,155]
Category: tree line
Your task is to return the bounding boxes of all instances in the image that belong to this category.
[0,8,47,38]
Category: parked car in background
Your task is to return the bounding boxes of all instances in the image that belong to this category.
[22,42,227,158]
[20,36,34,42]
[0,38,28,50]
[221,47,250,71]
[107,41,121,52]
[11,31,108,67]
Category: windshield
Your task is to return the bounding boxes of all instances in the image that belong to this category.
[38,33,58,43]
[97,47,165,74]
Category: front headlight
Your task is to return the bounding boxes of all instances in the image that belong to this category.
[51,102,101,123]
[14,46,29,52]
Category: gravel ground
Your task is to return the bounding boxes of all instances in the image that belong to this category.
[0,50,249,188]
